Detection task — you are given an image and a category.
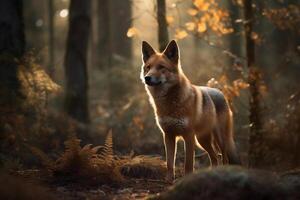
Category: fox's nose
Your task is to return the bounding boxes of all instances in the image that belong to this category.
[145,76,152,84]
[144,76,161,86]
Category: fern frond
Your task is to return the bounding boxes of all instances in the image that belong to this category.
[82,144,92,151]
[28,146,54,169]
[64,137,81,152]
[103,130,113,158]
[31,132,125,185]
[91,146,102,154]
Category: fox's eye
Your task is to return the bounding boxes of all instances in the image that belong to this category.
[158,65,170,73]
[157,65,165,70]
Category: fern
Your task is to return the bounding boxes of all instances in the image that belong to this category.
[30,131,124,185]
[98,129,113,160]
[28,146,54,170]
[30,131,169,184]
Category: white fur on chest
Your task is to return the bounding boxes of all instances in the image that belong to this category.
[157,116,189,130]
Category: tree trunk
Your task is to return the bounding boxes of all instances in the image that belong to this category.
[97,0,132,68]
[110,0,132,61]
[97,0,111,69]
[228,0,244,62]
[244,0,263,167]
[48,0,54,78]
[0,0,25,108]
[64,0,91,123]
[89,0,98,69]
[156,0,169,52]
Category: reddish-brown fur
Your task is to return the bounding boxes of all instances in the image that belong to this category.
[141,40,240,181]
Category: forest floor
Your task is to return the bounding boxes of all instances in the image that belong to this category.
[7,164,300,200]
[15,169,171,200]
[51,178,169,200]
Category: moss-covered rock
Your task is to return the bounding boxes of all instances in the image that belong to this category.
[149,166,299,200]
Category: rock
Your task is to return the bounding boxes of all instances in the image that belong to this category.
[280,169,300,199]
[149,166,295,200]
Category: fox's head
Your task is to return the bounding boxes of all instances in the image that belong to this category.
[140,40,181,87]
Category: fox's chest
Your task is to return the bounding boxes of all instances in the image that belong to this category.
[157,116,190,135]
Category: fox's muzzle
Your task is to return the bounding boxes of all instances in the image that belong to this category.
[144,76,162,86]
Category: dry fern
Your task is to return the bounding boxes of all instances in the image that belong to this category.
[28,146,55,170]
[31,132,124,185]
[31,131,168,184]
[97,130,113,162]
[54,137,97,177]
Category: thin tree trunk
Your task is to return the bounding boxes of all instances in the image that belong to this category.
[48,0,54,78]
[89,0,98,69]
[244,0,263,167]
[110,0,132,61]
[97,0,111,69]
[0,0,25,108]
[156,0,169,51]
[64,0,91,123]
[228,1,243,61]
[97,0,131,68]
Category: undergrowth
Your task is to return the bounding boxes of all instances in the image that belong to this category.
[30,131,123,185]
[30,130,167,186]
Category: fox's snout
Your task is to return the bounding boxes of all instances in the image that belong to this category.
[144,75,163,86]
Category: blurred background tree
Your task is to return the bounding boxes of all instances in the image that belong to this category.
[0,0,25,109]
[64,0,91,124]
[157,0,169,51]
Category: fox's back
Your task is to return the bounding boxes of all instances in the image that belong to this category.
[199,86,230,115]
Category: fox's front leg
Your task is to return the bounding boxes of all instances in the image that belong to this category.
[184,134,195,174]
[164,133,176,182]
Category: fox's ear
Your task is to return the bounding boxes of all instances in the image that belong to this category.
[163,40,179,64]
[142,41,155,63]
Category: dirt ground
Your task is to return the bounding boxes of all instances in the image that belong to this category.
[14,169,170,200]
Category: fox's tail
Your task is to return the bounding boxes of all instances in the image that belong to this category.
[227,139,241,165]
[226,111,241,165]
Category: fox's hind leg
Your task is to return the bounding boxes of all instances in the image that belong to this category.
[213,128,229,165]
[212,136,224,165]
[197,134,218,166]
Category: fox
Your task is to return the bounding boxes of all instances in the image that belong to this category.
[140,40,241,181]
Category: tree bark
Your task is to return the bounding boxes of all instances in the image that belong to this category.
[244,0,263,167]
[228,1,243,61]
[0,0,25,108]
[97,0,132,68]
[156,0,169,52]
[110,0,132,61]
[97,0,111,69]
[48,0,54,78]
[89,0,98,69]
[64,0,91,123]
